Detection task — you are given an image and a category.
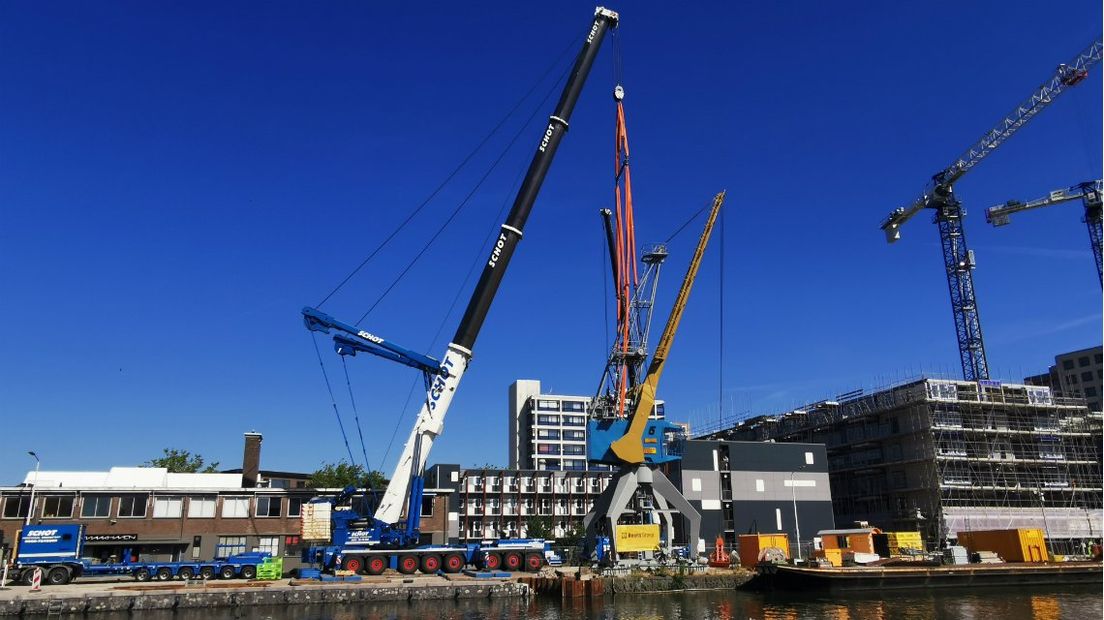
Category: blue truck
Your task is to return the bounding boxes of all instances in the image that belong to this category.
[8,524,271,585]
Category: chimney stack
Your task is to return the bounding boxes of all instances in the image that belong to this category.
[242,432,262,488]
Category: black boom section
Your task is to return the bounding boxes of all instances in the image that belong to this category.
[452,9,618,352]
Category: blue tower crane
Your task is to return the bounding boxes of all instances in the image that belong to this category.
[879,40,1102,381]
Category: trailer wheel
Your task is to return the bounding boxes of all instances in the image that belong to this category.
[503,551,523,572]
[219,566,236,579]
[366,557,387,575]
[442,553,465,573]
[134,568,152,582]
[155,567,173,581]
[178,567,195,580]
[47,567,71,585]
[419,554,441,574]
[199,566,216,580]
[525,553,543,572]
[341,557,362,574]
[397,555,418,574]
[481,552,500,571]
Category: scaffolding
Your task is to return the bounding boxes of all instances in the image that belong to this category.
[700,377,1103,554]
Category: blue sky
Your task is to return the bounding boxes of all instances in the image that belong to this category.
[1,1,1100,483]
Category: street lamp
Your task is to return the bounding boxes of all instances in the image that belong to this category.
[1035,489,1053,561]
[790,465,807,562]
[26,451,40,526]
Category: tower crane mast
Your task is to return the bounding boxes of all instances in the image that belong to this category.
[879,39,1102,381]
[986,180,1103,285]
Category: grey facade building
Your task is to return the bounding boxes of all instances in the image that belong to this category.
[675,439,834,556]
[703,378,1103,554]
[1025,346,1103,413]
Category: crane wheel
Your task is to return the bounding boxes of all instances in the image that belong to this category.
[503,552,523,572]
[481,553,500,570]
[366,557,387,575]
[219,566,236,579]
[524,553,543,572]
[47,567,71,585]
[397,555,419,575]
[420,554,441,574]
[341,557,362,574]
[442,553,465,573]
[240,565,257,580]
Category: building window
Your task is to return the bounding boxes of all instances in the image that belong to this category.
[536,414,560,426]
[563,430,585,441]
[537,429,561,440]
[654,403,665,417]
[287,497,303,517]
[421,496,434,517]
[537,444,561,455]
[1086,386,1098,397]
[221,497,250,518]
[932,408,962,428]
[536,399,560,411]
[561,401,585,412]
[1038,437,1065,460]
[256,536,280,556]
[1078,356,1090,367]
[3,497,30,519]
[563,445,585,456]
[42,497,74,518]
[1081,371,1094,382]
[563,415,586,426]
[118,495,147,518]
[284,535,301,557]
[216,536,247,557]
[153,496,183,518]
[1062,359,1076,370]
[927,381,958,401]
[255,497,281,518]
[82,495,112,518]
[188,496,216,518]
[564,460,586,471]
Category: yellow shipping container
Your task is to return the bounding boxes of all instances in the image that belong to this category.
[957,528,1049,563]
[886,531,924,555]
[737,533,790,568]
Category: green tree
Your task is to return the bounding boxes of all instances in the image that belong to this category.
[307,460,387,489]
[145,449,220,473]
[525,515,554,540]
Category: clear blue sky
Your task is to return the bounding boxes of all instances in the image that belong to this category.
[1,1,1100,483]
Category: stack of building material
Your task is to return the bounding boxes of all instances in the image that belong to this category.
[300,503,332,541]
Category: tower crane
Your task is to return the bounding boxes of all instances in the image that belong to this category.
[985,180,1103,285]
[879,39,1102,381]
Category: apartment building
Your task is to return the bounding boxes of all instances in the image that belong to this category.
[702,378,1103,554]
[1025,345,1103,412]
[508,379,664,472]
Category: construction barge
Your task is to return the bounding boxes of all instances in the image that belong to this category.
[743,561,1103,593]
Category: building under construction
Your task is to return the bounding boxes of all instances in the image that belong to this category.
[699,378,1102,555]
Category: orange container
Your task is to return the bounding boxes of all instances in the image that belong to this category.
[737,533,790,568]
[957,529,1049,563]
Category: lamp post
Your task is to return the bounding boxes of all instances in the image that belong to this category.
[1035,489,1053,561]
[790,465,806,562]
[26,451,40,527]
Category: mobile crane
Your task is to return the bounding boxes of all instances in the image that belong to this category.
[985,180,1103,285]
[298,7,620,575]
[879,39,1102,381]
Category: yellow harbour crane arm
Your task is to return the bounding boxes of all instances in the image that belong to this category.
[609,191,725,464]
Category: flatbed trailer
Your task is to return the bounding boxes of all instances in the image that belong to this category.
[8,524,270,585]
